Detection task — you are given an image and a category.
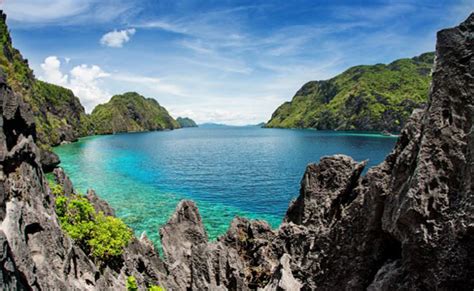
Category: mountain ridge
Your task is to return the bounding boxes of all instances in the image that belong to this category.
[266,52,434,132]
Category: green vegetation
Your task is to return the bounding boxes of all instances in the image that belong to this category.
[0,15,181,150]
[126,276,165,291]
[0,14,92,148]
[126,276,138,291]
[32,80,93,147]
[91,92,180,134]
[52,182,132,262]
[176,117,198,128]
[266,52,434,132]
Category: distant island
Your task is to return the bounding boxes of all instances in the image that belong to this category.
[199,122,232,128]
[91,92,180,135]
[0,15,185,170]
[266,52,434,133]
[177,117,198,128]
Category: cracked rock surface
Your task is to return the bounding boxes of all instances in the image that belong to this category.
[0,11,472,291]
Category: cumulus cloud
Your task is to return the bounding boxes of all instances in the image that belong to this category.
[40,56,68,85]
[39,56,110,111]
[100,28,136,48]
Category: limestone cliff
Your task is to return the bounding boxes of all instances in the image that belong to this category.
[91,92,180,135]
[158,13,474,290]
[0,12,93,171]
[0,10,472,291]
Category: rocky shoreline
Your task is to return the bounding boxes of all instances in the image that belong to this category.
[0,11,472,291]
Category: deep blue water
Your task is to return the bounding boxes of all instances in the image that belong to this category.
[54,127,397,245]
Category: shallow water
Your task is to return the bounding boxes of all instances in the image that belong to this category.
[54,127,396,246]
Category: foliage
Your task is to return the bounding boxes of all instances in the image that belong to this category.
[126,276,138,291]
[52,181,132,262]
[149,285,166,291]
[266,52,435,132]
[89,213,133,261]
[0,14,92,148]
[49,181,64,196]
[90,92,180,134]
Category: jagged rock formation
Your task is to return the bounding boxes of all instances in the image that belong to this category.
[177,117,198,128]
[0,62,171,290]
[91,92,180,135]
[0,10,472,291]
[0,14,92,171]
[266,52,434,132]
[158,13,474,290]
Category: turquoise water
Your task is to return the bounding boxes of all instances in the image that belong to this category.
[54,127,396,246]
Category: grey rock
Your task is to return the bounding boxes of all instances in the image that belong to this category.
[53,167,75,196]
[160,200,208,289]
[40,148,60,173]
[262,254,302,291]
[159,13,474,290]
[86,189,115,216]
[0,10,472,291]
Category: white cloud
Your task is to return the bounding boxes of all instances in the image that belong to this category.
[100,28,136,48]
[135,21,187,34]
[2,0,133,25]
[40,56,68,85]
[39,56,110,111]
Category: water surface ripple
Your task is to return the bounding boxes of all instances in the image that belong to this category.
[54,127,396,246]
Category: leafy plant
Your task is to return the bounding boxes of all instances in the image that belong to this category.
[126,276,138,291]
[89,213,133,261]
[52,181,132,262]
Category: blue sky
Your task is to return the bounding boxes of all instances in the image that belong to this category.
[1,0,472,125]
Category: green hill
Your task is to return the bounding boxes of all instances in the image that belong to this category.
[266,52,434,132]
[0,12,94,170]
[0,13,92,148]
[91,92,180,134]
[177,117,198,128]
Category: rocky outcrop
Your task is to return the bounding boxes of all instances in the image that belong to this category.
[91,92,180,135]
[0,39,172,291]
[0,14,91,149]
[0,9,472,291]
[158,13,474,290]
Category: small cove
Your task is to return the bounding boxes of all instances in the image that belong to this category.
[54,127,397,247]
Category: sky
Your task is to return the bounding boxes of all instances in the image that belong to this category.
[0,0,472,125]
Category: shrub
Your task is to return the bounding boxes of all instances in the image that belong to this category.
[149,285,165,291]
[49,181,64,196]
[89,213,133,261]
[126,276,138,291]
[51,181,132,262]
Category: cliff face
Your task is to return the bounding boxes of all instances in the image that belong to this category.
[266,52,434,132]
[31,80,92,147]
[158,13,473,290]
[0,13,92,171]
[0,49,171,291]
[91,92,180,135]
[0,11,472,291]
